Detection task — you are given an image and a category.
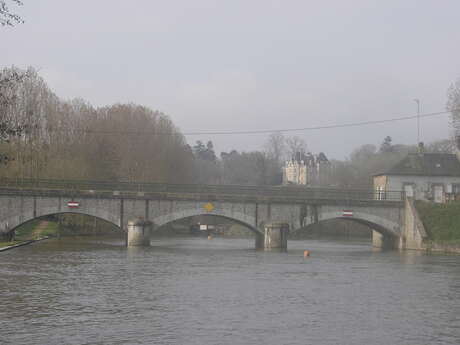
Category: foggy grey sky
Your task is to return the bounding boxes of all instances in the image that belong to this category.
[3,0,460,159]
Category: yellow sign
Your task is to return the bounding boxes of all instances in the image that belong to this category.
[204,202,214,212]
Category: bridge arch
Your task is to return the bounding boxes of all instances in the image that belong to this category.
[0,209,121,235]
[299,210,401,238]
[153,208,261,234]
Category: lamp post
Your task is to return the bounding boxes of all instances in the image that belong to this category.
[414,99,421,144]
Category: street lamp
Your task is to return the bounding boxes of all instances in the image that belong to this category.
[414,99,421,144]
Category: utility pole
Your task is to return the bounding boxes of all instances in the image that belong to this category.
[414,99,421,144]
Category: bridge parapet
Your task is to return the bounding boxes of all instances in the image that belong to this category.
[0,178,404,204]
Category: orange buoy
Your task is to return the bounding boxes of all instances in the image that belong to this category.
[303,250,310,258]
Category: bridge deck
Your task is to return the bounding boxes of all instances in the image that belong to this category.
[0,178,403,206]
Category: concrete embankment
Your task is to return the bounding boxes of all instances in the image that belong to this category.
[402,197,429,250]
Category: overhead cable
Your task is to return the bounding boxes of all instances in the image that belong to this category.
[51,108,458,136]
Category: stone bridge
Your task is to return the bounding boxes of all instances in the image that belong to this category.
[0,179,408,250]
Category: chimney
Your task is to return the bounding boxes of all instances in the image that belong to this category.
[418,142,425,154]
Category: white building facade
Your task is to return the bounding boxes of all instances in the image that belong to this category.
[282,152,331,186]
[374,143,460,203]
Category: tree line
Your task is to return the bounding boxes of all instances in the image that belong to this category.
[1,66,459,189]
[0,66,194,183]
[0,67,289,185]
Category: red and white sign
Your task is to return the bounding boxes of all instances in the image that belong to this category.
[342,210,353,217]
[67,201,80,208]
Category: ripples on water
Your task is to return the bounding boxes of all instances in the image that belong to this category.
[1,236,460,345]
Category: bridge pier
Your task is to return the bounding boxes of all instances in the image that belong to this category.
[127,218,152,247]
[255,222,289,251]
[372,230,398,250]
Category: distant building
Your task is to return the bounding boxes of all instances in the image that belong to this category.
[373,141,460,203]
[282,151,331,186]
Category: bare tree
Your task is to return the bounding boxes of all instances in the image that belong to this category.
[0,67,197,183]
[264,132,285,166]
[0,66,32,165]
[220,149,278,186]
[0,0,23,26]
[447,77,460,135]
[426,139,455,154]
[328,141,413,188]
[285,136,307,159]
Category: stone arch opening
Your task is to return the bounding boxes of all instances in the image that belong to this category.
[335,217,397,238]
[154,213,260,236]
[300,209,400,237]
[294,214,400,245]
[297,216,397,236]
[153,209,261,234]
[1,211,122,239]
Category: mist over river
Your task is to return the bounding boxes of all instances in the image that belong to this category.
[1,237,460,345]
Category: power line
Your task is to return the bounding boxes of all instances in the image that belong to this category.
[181,109,453,136]
[53,108,456,137]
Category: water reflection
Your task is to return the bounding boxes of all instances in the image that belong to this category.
[1,236,460,345]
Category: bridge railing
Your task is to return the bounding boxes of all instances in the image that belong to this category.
[0,178,404,202]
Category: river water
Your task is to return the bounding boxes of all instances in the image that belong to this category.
[1,236,460,345]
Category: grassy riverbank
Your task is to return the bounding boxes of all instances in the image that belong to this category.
[416,201,460,244]
[15,220,59,240]
[0,240,22,248]
[0,220,58,249]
